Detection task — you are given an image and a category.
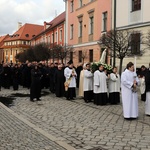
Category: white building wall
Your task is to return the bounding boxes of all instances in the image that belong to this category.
[115,0,150,71]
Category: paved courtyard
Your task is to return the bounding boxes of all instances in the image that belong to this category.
[0,87,150,150]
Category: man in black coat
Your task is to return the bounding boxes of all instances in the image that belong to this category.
[55,64,65,97]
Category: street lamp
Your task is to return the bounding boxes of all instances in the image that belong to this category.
[63,0,67,64]
[113,0,116,67]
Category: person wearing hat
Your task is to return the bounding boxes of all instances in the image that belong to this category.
[64,60,77,100]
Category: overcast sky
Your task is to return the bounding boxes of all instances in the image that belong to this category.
[0,0,65,36]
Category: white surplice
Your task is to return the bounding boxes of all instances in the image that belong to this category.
[83,69,93,91]
[64,67,77,88]
[121,69,140,118]
[94,70,107,94]
[108,73,120,93]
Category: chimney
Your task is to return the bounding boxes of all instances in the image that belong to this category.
[18,22,22,29]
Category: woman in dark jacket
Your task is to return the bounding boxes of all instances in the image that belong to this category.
[30,65,42,101]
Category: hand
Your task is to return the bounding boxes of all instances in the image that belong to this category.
[133,80,137,85]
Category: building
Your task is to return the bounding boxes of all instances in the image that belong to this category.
[115,0,150,69]
[0,34,10,63]
[31,12,65,63]
[2,23,43,63]
[64,0,112,66]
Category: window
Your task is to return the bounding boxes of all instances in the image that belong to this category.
[79,0,82,7]
[48,36,51,43]
[70,51,73,60]
[55,32,57,42]
[130,33,141,54]
[89,49,93,62]
[70,24,74,39]
[70,0,74,12]
[52,34,54,43]
[78,50,82,62]
[60,30,62,41]
[89,16,94,34]
[79,21,82,37]
[132,0,141,11]
[102,12,107,32]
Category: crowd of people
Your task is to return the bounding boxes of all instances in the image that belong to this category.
[0,60,150,119]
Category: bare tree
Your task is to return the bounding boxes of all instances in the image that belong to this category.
[98,30,143,75]
[74,48,88,64]
[51,44,74,63]
[143,30,150,50]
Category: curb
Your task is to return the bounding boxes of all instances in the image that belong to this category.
[0,102,76,150]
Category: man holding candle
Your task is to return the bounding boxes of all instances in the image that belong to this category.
[121,62,140,120]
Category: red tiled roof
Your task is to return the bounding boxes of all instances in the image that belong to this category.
[32,12,65,39]
[0,34,9,48]
[47,11,65,29]
[4,23,44,41]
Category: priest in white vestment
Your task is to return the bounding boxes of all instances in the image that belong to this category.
[83,63,94,103]
[145,69,150,116]
[121,62,140,119]
[64,60,77,100]
[78,63,86,98]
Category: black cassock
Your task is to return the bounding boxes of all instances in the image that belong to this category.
[55,69,65,97]
[30,68,42,100]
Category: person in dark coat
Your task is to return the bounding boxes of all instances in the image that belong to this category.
[76,63,83,88]
[55,64,65,97]
[1,63,11,89]
[30,65,42,101]
[22,63,32,89]
[12,64,20,90]
[49,63,55,93]
[0,63,3,91]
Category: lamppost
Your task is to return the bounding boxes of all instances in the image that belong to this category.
[113,0,116,67]
[63,0,67,64]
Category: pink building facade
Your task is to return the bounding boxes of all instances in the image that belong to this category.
[64,0,112,66]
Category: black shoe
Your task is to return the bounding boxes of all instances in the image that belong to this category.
[37,98,41,101]
[30,99,34,102]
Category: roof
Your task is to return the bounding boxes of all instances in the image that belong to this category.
[47,11,65,29]
[0,34,9,48]
[4,23,44,42]
[32,11,65,39]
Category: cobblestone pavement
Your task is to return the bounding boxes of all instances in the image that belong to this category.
[1,87,150,150]
[0,103,67,150]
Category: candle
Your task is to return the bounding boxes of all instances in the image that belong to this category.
[134,56,136,73]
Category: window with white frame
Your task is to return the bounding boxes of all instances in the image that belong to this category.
[59,29,62,41]
[132,0,141,11]
[79,20,82,37]
[70,0,74,12]
[55,32,57,42]
[89,16,94,34]
[70,24,74,39]
[130,33,141,54]
[89,49,93,62]
[78,50,82,62]
[52,34,54,43]
[79,0,82,7]
[102,11,107,32]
